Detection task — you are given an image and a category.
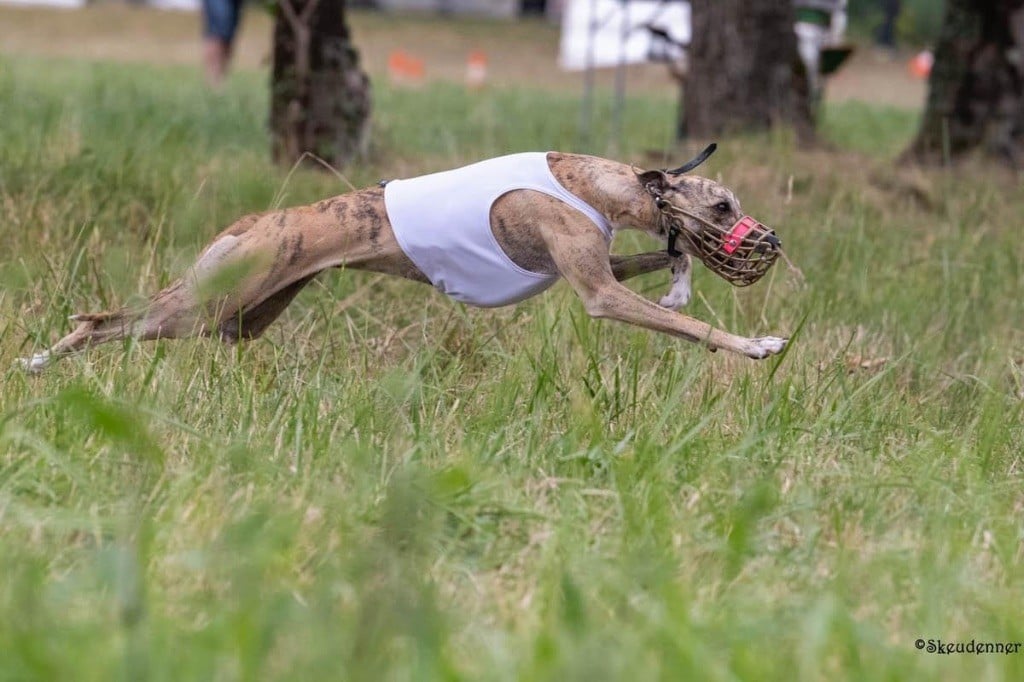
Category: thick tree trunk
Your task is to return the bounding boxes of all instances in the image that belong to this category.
[683,0,814,143]
[270,0,372,170]
[905,0,1024,167]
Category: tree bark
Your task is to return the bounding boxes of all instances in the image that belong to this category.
[683,0,814,143]
[270,0,372,170]
[905,0,1024,167]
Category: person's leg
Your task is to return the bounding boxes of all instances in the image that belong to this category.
[202,0,242,87]
[203,37,229,88]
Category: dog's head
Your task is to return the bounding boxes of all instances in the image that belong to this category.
[637,144,781,287]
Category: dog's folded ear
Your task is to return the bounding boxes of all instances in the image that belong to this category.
[636,169,670,195]
[665,143,717,175]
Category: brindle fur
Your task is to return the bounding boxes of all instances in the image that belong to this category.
[22,153,786,371]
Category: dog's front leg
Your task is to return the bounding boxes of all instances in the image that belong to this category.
[609,252,673,282]
[541,220,786,359]
[609,251,689,310]
[658,253,692,311]
[587,281,785,358]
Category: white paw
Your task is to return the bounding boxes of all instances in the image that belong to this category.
[659,260,692,311]
[659,284,691,310]
[16,351,51,374]
[744,336,788,359]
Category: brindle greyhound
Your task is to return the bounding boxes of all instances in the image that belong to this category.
[21,147,787,372]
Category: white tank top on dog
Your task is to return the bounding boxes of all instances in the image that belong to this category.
[384,153,612,308]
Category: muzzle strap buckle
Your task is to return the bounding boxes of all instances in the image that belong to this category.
[666,225,683,258]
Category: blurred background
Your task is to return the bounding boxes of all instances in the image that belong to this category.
[3,2,1024,681]
[0,0,937,131]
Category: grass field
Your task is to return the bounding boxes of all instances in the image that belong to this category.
[1,15,1024,681]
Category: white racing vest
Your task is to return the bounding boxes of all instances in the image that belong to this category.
[384,153,613,308]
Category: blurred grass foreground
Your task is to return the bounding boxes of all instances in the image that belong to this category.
[1,5,1023,681]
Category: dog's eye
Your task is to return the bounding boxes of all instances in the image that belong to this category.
[714,201,731,213]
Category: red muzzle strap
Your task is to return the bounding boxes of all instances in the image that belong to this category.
[723,216,759,254]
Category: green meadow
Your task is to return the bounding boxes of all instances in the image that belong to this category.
[1,49,1023,681]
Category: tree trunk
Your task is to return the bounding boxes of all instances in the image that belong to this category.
[270,0,372,170]
[905,0,1024,167]
[683,0,814,143]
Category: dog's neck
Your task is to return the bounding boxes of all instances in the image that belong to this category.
[546,153,665,238]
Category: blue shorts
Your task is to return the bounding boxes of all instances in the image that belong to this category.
[203,0,245,44]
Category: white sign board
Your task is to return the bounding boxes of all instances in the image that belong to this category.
[149,0,201,10]
[0,0,86,7]
[559,0,691,71]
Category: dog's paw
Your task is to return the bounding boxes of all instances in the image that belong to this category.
[660,256,692,311]
[16,351,51,374]
[659,279,691,310]
[744,336,788,359]
[659,289,690,311]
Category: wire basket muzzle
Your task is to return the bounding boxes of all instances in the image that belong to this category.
[682,215,781,287]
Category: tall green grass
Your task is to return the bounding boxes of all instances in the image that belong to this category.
[1,54,1023,681]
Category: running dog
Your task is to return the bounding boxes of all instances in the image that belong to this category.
[21,145,787,371]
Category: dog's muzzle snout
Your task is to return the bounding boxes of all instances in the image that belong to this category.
[683,214,781,287]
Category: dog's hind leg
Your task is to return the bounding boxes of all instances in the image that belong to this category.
[23,190,398,371]
[216,274,317,342]
[19,313,129,373]
[20,276,217,372]
[21,224,287,371]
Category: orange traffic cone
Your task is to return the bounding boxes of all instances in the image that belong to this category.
[908,50,933,80]
[465,50,488,89]
[388,50,425,85]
